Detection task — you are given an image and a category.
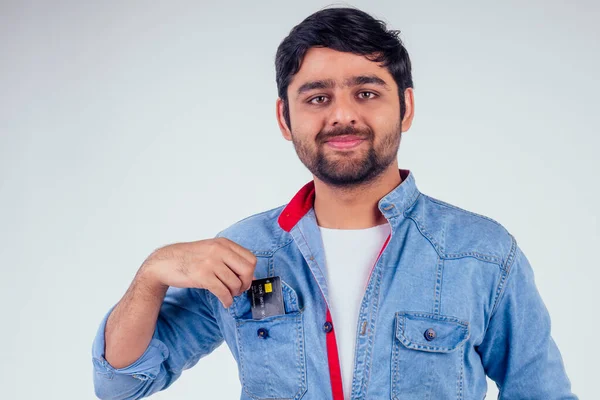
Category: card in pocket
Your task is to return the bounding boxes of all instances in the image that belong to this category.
[247,276,285,319]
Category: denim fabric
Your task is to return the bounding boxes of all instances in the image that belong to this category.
[92,169,577,399]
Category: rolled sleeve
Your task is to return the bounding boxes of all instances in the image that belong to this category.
[92,305,170,381]
[91,286,224,399]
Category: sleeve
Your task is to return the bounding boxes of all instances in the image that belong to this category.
[477,243,578,399]
[91,286,224,400]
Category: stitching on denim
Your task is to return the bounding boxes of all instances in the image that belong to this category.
[502,233,518,273]
[274,236,295,252]
[268,256,274,277]
[361,264,380,396]
[293,312,308,399]
[396,312,469,352]
[393,312,468,398]
[407,211,503,265]
[250,236,295,257]
[296,225,329,306]
[391,315,397,399]
[437,220,447,315]
[296,226,321,274]
[236,312,305,400]
[359,233,391,397]
[391,318,400,399]
[352,285,372,397]
[489,234,518,317]
[425,355,435,400]
[434,255,444,315]
[405,213,444,256]
[398,186,421,215]
[281,281,299,313]
[432,216,444,314]
[442,252,502,264]
[94,358,114,380]
[399,312,469,326]
[218,234,293,258]
[352,272,376,397]
[399,341,464,352]
[235,322,249,398]
[456,342,465,400]
[405,194,506,265]
[391,313,407,399]
[271,238,296,269]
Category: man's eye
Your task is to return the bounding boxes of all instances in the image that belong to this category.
[358,91,377,100]
[309,96,327,104]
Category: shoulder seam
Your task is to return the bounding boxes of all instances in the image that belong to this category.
[424,195,505,229]
[407,194,508,264]
[489,234,519,316]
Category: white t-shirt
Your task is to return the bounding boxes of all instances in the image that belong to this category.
[318,222,391,398]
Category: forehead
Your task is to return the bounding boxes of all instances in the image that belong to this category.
[288,47,395,90]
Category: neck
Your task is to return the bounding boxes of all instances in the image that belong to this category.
[313,164,402,229]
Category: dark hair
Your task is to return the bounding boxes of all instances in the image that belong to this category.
[275,6,414,129]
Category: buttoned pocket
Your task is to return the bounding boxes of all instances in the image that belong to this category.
[232,280,307,400]
[391,311,470,400]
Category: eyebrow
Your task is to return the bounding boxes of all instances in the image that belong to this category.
[295,74,390,98]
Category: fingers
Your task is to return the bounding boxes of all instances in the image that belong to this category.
[218,238,257,269]
[214,262,245,297]
[204,274,234,308]
[217,240,256,293]
[186,237,258,308]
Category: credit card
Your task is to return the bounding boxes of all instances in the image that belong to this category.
[248,276,285,319]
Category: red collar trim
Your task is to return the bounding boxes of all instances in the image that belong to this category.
[277,180,316,232]
[278,169,410,232]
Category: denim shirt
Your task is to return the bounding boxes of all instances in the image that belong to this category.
[92,169,577,399]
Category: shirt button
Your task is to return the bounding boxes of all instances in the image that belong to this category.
[424,328,436,341]
[257,327,269,339]
[323,321,333,333]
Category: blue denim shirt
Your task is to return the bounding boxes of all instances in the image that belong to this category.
[92,169,577,399]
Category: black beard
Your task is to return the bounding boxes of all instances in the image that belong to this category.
[291,123,402,188]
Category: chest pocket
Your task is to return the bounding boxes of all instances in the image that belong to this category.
[392,311,470,400]
[229,279,307,400]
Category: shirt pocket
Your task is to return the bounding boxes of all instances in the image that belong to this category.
[391,311,470,400]
[231,279,307,400]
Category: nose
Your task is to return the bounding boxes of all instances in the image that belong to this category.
[329,94,358,127]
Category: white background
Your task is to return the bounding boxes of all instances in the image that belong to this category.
[1,1,597,398]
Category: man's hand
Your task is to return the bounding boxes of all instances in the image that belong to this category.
[140,238,257,308]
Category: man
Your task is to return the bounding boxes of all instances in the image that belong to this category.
[92,6,577,399]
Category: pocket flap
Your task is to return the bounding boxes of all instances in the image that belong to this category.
[395,312,469,353]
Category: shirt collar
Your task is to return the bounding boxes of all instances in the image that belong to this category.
[277,168,420,232]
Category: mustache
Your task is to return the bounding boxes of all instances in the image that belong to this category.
[318,125,373,142]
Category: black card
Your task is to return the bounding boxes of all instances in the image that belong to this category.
[248,276,285,320]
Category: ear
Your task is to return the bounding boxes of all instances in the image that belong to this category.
[400,88,415,132]
[276,97,293,141]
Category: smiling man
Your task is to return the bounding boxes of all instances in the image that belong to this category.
[92,6,577,400]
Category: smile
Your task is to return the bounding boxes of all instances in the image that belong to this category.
[325,138,366,150]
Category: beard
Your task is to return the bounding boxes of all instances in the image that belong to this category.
[290,121,402,187]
